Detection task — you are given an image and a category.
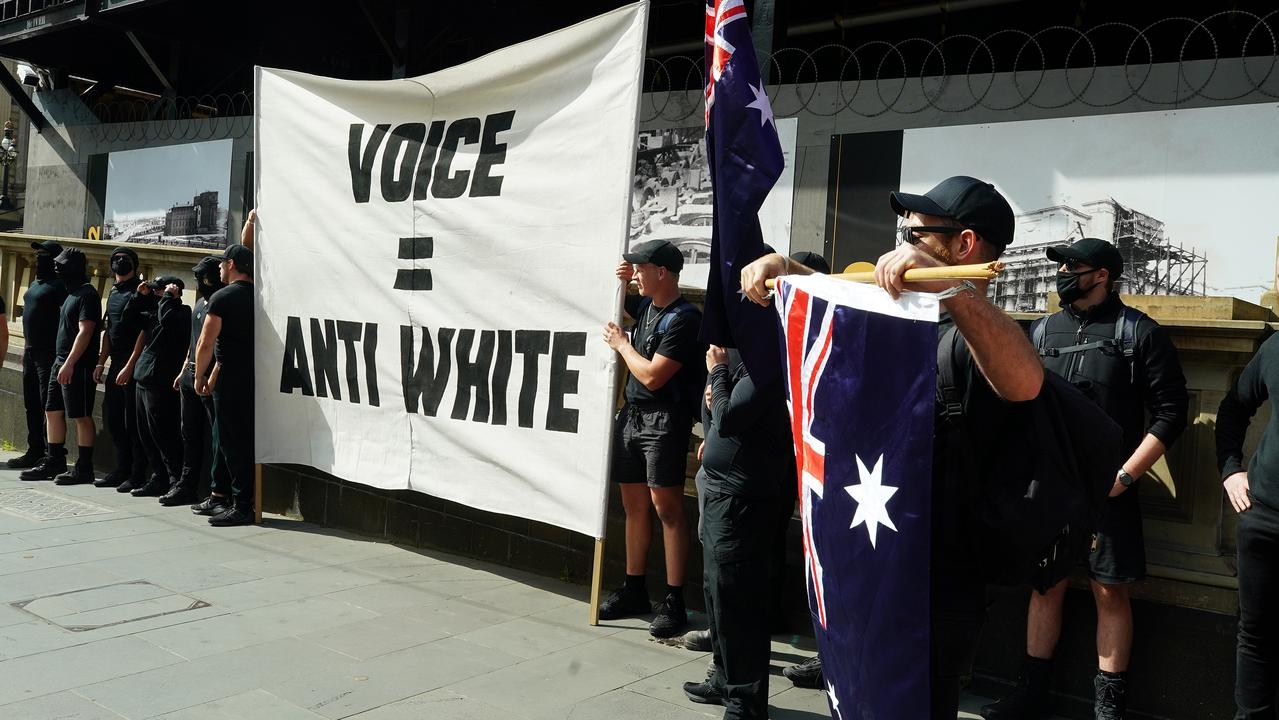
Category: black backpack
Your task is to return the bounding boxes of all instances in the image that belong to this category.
[644,297,707,424]
[1030,306,1141,385]
[937,326,1122,592]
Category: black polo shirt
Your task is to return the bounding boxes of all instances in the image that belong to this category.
[132,295,193,387]
[22,278,67,353]
[55,283,102,368]
[103,276,142,360]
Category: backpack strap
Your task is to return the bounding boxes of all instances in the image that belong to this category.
[1116,306,1139,359]
[1031,316,1047,353]
[654,297,698,333]
[936,325,966,421]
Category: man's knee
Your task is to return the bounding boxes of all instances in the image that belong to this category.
[650,488,686,527]
[1091,580,1130,608]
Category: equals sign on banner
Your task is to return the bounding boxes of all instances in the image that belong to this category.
[395,236,433,291]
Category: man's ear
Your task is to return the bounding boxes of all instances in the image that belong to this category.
[954,229,981,263]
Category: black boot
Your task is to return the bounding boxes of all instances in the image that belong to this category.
[54,463,95,486]
[782,655,824,689]
[19,453,67,482]
[1094,670,1128,720]
[94,470,128,488]
[980,655,1053,720]
[7,448,46,469]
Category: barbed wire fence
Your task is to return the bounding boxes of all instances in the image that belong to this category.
[83,9,1279,141]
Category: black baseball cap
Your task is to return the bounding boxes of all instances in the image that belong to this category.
[790,250,830,274]
[192,255,222,276]
[890,175,1015,249]
[223,244,253,274]
[1046,238,1123,277]
[152,274,186,291]
[624,239,683,273]
[30,239,62,256]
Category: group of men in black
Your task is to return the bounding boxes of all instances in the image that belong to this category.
[8,214,258,527]
[600,175,1275,720]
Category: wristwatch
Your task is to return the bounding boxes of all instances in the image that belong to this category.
[1117,469,1136,487]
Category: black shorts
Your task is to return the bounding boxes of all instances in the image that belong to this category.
[46,358,97,419]
[611,404,691,489]
[1089,481,1145,584]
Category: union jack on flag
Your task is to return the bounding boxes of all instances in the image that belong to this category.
[775,274,940,719]
[699,0,785,384]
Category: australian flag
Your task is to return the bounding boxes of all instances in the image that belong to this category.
[700,0,786,383]
[776,274,939,719]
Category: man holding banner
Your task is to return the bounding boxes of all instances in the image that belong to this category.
[741,175,1044,718]
[599,239,702,638]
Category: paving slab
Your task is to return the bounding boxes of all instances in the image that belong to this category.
[0,453,1031,719]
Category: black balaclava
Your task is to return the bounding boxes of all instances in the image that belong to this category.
[110,246,139,278]
[192,255,225,300]
[54,248,88,287]
[35,252,56,279]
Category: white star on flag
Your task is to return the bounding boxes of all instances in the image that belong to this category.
[745,81,775,129]
[844,454,898,548]
[827,681,843,720]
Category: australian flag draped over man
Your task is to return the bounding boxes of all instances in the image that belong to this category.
[776,273,939,719]
[700,0,785,383]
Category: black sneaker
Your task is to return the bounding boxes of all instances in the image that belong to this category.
[191,496,230,516]
[682,680,724,705]
[783,655,824,689]
[116,477,145,493]
[131,477,169,497]
[94,470,127,488]
[682,628,712,652]
[158,486,197,506]
[1094,672,1127,720]
[53,465,95,486]
[19,455,66,482]
[7,448,46,469]
[648,594,687,638]
[981,655,1053,720]
[209,506,255,527]
[596,586,652,621]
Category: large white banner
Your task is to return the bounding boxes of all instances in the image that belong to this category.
[254,2,649,538]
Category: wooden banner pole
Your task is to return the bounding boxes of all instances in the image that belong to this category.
[588,537,606,626]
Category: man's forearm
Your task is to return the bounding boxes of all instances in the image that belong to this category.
[194,335,215,379]
[65,328,94,366]
[943,287,1043,402]
[615,343,657,387]
[1124,434,1167,478]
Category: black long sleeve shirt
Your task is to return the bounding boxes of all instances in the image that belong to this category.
[125,293,193,388]
[1217,332,1279,509]
[699,351,793,499]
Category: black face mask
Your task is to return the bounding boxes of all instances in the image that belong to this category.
[195,272,224,299]
[55,262,86,287]
[35,254,56,279]
[111,257,134,276]
[1056,269,1102,307]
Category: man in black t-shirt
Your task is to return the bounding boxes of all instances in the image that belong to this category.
[21,248,102,485]
[9,241,67,470]
[598,239,703,638]
[94,246,149,491]
[122,276,192,500]
[193,243,255,527]
[741,176,1045,719]
[174,255,230,509]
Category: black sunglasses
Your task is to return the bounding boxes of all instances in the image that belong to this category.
[898,224,963,246]
[1060,258,1098,272]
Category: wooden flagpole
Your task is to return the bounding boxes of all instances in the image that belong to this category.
[588,538,606,625]
[764,261,1005,289]
[254,464,263,525]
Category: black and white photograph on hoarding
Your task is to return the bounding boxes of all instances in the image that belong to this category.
[102,138,234,250]
[897,102,1279,311]
[628,118,797,289]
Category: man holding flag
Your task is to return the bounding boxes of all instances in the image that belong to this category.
[740,175,1044,718]
[688,2,794,717]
